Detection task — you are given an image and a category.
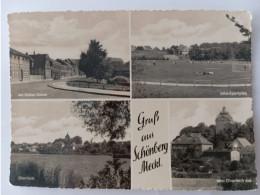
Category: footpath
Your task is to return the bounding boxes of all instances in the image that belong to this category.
[134,81,251,87]
[48,82,130,98]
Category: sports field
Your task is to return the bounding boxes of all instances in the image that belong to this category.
[133,60,252,85]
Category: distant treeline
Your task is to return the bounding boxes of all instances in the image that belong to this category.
[133,41,251,61]
[189,42,251,61]
[12,139,131,158]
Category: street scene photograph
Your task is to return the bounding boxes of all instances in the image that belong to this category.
[131,10,252,98]
[9,11,130,99]
[10,101,131,189]
[169,99,256,190]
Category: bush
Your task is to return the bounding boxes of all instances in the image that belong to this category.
[87,158,130,189]
[230,161,242,171]
[65,169,86,188]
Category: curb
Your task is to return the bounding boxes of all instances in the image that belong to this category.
[48,83,130,98]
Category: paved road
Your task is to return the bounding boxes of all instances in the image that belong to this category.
[11,80,124,99]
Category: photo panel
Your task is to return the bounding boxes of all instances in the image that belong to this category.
[10,100,131,189]
[131,10,252,98]
[169,98,256,190]
[9,11,130,99]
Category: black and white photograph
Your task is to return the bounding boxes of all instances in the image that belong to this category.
[10,100,131,189]
[169,99,257,190]
[9,11,130,99]
[132,10,252,98]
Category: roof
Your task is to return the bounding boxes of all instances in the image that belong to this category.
[216,106,233,122]
[143,46,152,50]
[10,48,33,60]
[172,133,213,145]
[229,137,252,148]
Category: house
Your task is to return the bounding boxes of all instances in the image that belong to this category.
[153,47,160,51]
[10,48,33,83]
[56,59,77,77]
[67,59,85,75]
[143,46,152,50]
[131,45,137,51]
[215,106,234,134]
[110,58,129,77]
[29,53,52,79]
[229,137,252,151]
[172,132,213,157]
[178,45,189,56]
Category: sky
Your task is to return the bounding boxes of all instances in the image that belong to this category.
[169,98,253,141]
[8,11,130,62]
[132,10,251,48]
[11,101,131,144]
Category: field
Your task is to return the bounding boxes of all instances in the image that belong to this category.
[172,178,222,190]
[133,60,252,84]
[132,50,168,60]
[132,60,252,98]
[11,153,130,187]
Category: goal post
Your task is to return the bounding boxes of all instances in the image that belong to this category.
[232,63,251,72]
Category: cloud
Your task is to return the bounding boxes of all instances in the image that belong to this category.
[9,13,129,61]
[12,116,41,132]
[132,18,212,47]
[141,19,211,38]
[132,16,248,48]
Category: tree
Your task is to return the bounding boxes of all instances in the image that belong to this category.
[79,39,107,82]
[86,158,130,189]
[71,101,130,141]
[71,136,82,145]
[136,46,144,50]
[71,101,131,189]
[226,14,251,43]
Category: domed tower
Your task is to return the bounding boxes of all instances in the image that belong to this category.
[215,106,233,134]
[65,132,70,143]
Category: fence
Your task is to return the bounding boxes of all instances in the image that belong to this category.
[67,80,130,91]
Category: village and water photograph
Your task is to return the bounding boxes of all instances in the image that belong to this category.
[169,99,257,190]
[9,11,130,99]
[10,100,131,189]
[132,10,252,98]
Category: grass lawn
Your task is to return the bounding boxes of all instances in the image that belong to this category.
[132,83,252,98]
[133,60,252,84]
[172,178,221,190]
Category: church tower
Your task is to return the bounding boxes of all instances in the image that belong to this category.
[215,106,233,134]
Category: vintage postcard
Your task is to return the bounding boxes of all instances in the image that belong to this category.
[9,10,257,191]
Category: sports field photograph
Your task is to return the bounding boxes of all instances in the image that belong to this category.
[131,10,252,98]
